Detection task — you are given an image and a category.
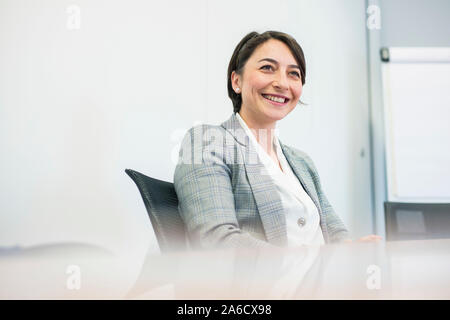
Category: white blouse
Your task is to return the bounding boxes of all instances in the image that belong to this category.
[236,113,325,247]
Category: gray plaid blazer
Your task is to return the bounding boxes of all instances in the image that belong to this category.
[174,113,350,249]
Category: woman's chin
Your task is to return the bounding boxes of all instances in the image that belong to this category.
[263,108,290,122]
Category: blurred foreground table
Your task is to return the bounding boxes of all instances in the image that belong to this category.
[1,239,449,299]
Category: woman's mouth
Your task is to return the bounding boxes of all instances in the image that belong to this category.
[261,93,290,106]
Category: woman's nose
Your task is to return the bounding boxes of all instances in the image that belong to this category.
[272,72,288,90]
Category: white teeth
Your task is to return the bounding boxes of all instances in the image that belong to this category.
[263,94,286,103]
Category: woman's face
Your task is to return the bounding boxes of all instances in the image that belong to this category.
[232,39,303,127]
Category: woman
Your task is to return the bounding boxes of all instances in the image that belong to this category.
[174,31,381,250]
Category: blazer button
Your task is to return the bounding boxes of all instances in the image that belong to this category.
[297,217,306,227]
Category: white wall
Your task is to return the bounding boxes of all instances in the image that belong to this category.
[380,0,450,47]
[0,0,373,256]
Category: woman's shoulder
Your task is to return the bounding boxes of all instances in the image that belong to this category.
[280,142,311,162]
[279,142,319,174]
[180,121,237,149]
[176,122,237,166]
[183,122,225,135]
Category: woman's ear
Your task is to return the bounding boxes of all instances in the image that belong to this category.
[231,71,241,93]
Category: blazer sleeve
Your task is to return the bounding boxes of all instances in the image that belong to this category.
[300,152,351,243]
[173,125,276,250]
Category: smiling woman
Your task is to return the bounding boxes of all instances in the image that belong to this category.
[227,31,306,118]
[231,40,303,129]
[174,31,380,250]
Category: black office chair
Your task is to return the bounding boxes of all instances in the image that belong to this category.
[125,169,188,253]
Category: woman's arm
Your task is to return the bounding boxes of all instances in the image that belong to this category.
[174,125,276,250]
[301,152,382,243]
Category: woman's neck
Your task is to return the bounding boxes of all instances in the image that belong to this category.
[238,109,277,156]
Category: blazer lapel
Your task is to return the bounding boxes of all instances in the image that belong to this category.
[279,142,329,240]
[221,113,287,246]
[279,143,321,208]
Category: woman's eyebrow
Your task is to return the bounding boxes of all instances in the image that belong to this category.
[258,58,300,69]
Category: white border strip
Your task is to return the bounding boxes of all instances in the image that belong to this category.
[389,47,450,63]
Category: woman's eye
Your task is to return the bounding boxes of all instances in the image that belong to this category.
[260,65,274,71]
[290,71,300,78]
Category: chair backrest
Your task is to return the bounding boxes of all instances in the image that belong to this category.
[125,169,188,253]
[385,202,450,241]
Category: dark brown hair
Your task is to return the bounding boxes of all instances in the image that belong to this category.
[227,31,307,113]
